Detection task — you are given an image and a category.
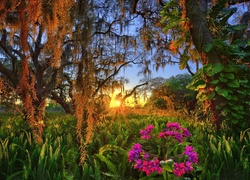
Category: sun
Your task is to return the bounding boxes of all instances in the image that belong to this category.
[110,99,121,107]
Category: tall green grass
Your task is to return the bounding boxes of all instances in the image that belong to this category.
[0,130,79,179]
[200,128,250,180]
[0,113,79,180]
[0,113,249,179]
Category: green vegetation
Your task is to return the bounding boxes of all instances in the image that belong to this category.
[0,1,249,179]
[1,113,249,179]
[187,62,250,131]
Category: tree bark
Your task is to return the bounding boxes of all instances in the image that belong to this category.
[185,0,226,129]
[51,92,72,114]
[185,0,223,64]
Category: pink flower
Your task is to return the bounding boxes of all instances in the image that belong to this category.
[184,161,194,172]
[145,124,154,132]
[143,152,149,159]
[166,122,181,130]
[140,125,154,139]
[128,123,198,178]
[128,144,142,162]
[142,159,162,176]
[182,128,191,137]
[134,159,143,170]
[185,146,198,164]
[173,162,186,177]
[185,146,194,153]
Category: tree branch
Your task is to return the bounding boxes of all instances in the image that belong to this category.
[94,59,137,96]
[186,63,195,76]
[120,82,148,104]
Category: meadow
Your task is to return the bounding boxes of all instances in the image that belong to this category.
[0,112,249,180]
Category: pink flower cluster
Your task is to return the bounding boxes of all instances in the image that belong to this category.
[128,122,198,178]
[140,124,154,140]
[158,122,191,143]
[128,143,163,176]
[173,146,198,177]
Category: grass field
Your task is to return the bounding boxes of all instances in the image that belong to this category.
[0,112,249,180]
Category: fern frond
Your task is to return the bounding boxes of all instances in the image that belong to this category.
[99,144,126,156]
[95,154,117,175]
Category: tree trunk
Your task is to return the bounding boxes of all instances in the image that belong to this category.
[185,0,225,129]
[51,92,72,114]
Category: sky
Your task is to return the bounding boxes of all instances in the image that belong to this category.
[119,62,196,90]
[109,62,196,107]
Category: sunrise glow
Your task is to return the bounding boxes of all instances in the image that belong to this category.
[109,99,121,107]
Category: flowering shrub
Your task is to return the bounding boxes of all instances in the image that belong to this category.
[128,122,198,178]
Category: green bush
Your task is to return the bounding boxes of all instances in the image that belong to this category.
[154,98,167,109]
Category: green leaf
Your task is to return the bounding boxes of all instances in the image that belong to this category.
[204,43,213,52]
[213,63,224,73]
[206,69,217,76]
[223,64,234,72]
[161,160,174,173]
[210,79,219,84]
[95,154,117,174]
[195,165,204,172]
[199,94,209,101]
[231,112,239,118]
[225,73,234,80]
[231,95,238,101]
[187,79,206,90]
[227,80,240,88]
[202,64,213,73]
[225,94,232,100]
[207,91,216,100]
[239,79,248,84]
[230,24,247,31]
[215,87,228,97]
[231,105,238,111]
[163,20,180,31]
[197,83,206,89]
[219,77,228,82]
[179,54,189,70]
[232,119,239,124]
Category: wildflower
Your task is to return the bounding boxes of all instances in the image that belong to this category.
[158,131,165,138]
[187,151,198,164]
[140,129,151,139]
[145,124,154,132]
[132,143,142,151]
[182,128,191,137]
[140,124,154,139]
[143,152,149,159]
[134,159,143,170]
[173,162,186,177]
[174,132,183,143]
[151,159,163,174]
[158,123,190,143]
[184,146,194,153]
[142,159,162,176]
[128,143,142,162]
[185,146,198,164]
[128,122,198,178]
[166,122,181,130]
[184,161,194,172]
